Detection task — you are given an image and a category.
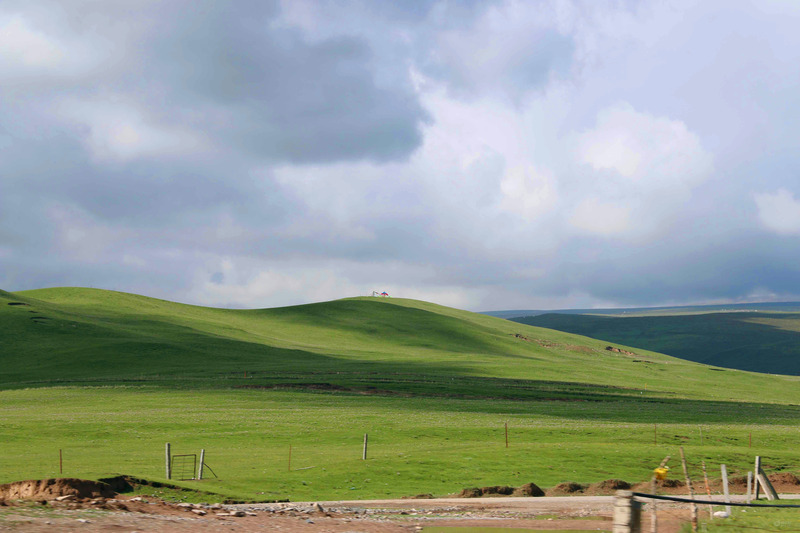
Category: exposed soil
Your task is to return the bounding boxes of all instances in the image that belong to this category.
[2,475,797,532]
[0,477,631,532]
[514,482,546,497]
[605,345,636,355]
[0,478,115,500]
[455,483,544,498]
[584,479,631,495]
[546,482,586,496]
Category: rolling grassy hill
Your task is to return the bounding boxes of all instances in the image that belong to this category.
[2,287,799,402]
[2,287,800,501]
[512,312,800,376]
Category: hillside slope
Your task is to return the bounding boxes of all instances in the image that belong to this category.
[2,288,798,403]
[513,312,800,375]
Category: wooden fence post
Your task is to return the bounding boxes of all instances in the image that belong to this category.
[362,433,368,460]
[754,456,761,500]
[165,443,171,480]
[746,471,752,504]
[197,449,205,480]
[59,449,63,475]
[756,463,779,501]
[613,490,642,533]
[721,464,731,516]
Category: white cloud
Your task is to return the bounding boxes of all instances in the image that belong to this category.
[578,103,712,186]
[0,14,64,68]
[754,189,800,235]
[569,198,631,236]
[568,103,713,238]
[0,12,103,78]
[499,165,557,221]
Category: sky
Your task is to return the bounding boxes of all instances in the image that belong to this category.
[2,0,800,311]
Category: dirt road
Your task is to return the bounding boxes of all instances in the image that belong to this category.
[7,492,784,532]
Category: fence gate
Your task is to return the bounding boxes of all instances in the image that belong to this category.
[171,454,197,480]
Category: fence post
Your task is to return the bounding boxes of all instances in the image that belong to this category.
[721,464,731,515]
[754,456,761,500]
[198,449,205,480]
[165,443,171,480]
[362,433,368,460]
[613,490,642,533]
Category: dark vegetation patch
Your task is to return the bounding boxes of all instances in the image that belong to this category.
[7,302,29,306]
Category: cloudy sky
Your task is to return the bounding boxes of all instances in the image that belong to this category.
[2,0,800,311]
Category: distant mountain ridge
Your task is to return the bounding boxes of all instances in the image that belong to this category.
[512,311,800,376]
[482,301,800,319]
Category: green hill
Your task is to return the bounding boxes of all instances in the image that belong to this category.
[2,287,800,501]
[2,287,798,403]
[512,312,800,376]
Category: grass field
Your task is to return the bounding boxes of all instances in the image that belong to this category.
[2,288,799,502]
[512,312,800,375]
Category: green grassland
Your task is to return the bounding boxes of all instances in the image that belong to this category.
[1,288,799,502]
[512,312,800,375]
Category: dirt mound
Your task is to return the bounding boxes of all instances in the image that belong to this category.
[0,478,115,501]
[631,478,685,494]
[546,482,585,496]
[479,485,515,496]
[584,479,631,495]
[456,484,539,498]
[513,482,545,497]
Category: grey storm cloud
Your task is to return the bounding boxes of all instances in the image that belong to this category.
[3,0,800,310]
[140,3,429,164]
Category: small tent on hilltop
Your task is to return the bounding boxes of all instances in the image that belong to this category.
[371,291,390,297]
